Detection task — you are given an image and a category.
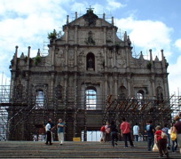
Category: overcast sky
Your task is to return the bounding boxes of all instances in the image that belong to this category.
[0,0,181,96]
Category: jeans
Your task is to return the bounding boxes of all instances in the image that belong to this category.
[123,133,134,147]
[134,135,139,141]
[172,139,178,152]
[147,136,154,151]
[111,131,118,147]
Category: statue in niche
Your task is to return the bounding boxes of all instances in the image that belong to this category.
[88,57,93,68]
[59,50,64,58]
[55,85,62,99]
[85,31,95,45]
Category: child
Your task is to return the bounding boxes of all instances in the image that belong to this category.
[100,125,106,142]
[154,125,169,158]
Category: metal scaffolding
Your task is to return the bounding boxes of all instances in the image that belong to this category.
[0,84,180,141]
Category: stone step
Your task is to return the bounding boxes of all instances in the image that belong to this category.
[0,141,180,158]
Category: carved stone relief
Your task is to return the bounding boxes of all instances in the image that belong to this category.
[78,51,84,70]
[68,50,74,67]
[56,49,65,67]
[117,53,126,68]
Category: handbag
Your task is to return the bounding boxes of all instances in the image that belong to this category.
[170,132,177,141]
[152,143,159,152]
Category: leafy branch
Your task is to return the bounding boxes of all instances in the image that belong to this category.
[48,29,57,41]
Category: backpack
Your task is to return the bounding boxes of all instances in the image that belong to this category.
[100,126,105,132]
[161,131,167,139]
[105,126,111,134]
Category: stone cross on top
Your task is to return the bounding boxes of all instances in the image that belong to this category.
[86,5,94,12]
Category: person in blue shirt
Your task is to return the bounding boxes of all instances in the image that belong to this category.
[145,120,155,151]
[57,118,65,145]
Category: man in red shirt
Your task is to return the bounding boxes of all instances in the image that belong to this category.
[155,125,169,158]
[120,117,134,148]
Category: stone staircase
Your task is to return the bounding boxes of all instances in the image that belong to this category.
[0,141,180,158]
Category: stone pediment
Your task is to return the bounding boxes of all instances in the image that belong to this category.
[83,9,98,26]
[66,10,114,28]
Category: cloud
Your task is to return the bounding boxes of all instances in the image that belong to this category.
[115,17,173,58]
[168,55,181,94]
[106,0,126,10]
[0,0,180,95]
[69,1,88,14]
[114,15,181,94]
[175,39,181,51]
[0,0,69,78]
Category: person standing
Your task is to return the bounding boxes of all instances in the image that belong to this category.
[145,120,155,151]
[120,117,134,148]
[45,120,52,145]
[162,124,171,149]
[173,115,181,154]
[105,121,111,142]
[133,123,140,142]
[100,124,106,142]
[110,121,118,147]
[48,118,55,143]
[154,125,169,158]
[57,118,65,145]
[170,122,178,152]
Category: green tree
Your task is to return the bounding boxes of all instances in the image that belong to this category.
[48,29,57,41]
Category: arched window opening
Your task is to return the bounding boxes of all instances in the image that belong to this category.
[136,90,144,109]
[86,53,95,70]
[85,88,96,110]
[35,90,44,109]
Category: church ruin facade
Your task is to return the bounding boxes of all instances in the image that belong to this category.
[8,9,170,141]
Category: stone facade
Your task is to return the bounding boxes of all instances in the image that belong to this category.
[8,9,170,141]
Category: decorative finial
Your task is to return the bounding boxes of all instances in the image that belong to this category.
[86,5,94,13]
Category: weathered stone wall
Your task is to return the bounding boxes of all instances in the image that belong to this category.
[8,9,170,141]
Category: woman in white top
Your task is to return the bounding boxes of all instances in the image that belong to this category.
[133,123,140,142]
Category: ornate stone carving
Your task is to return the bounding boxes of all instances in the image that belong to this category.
[83,9,98,26]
